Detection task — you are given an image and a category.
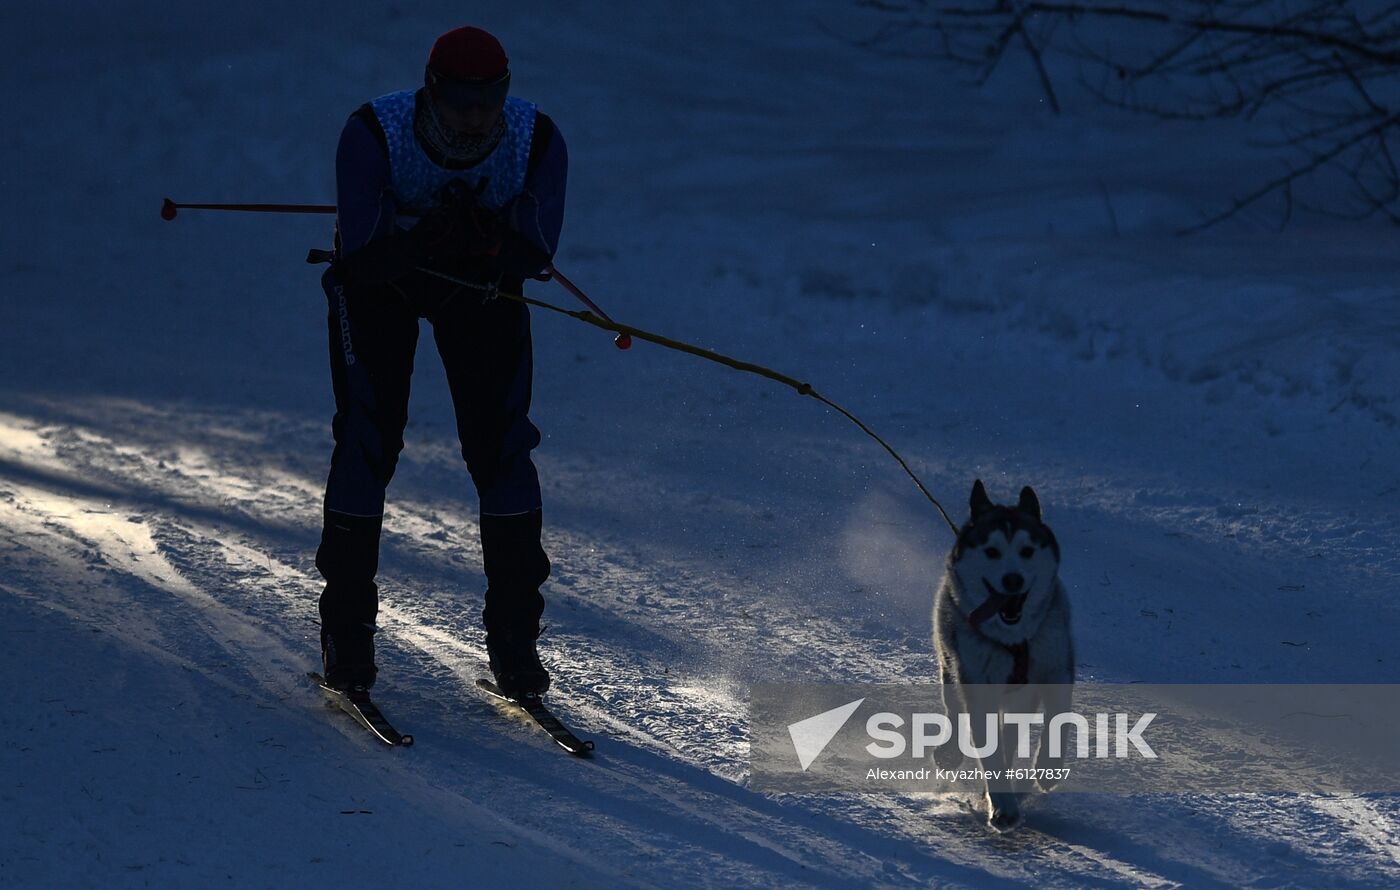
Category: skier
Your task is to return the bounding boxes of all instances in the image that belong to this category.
[315,25,567,700]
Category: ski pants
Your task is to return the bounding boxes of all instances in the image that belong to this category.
[315,268,549,637]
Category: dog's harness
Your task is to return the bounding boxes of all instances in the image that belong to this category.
[1003,641,1029,686]
[969,598,1030,686]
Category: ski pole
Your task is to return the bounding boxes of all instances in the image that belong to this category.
[163,198,957,530]
[161,198,335,220]
[161,197,630,348]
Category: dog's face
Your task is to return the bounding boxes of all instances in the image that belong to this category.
[949,480,1061,630]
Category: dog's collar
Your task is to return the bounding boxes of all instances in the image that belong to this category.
[967,594,1031,685]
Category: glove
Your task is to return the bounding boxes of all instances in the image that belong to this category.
[411,178,505,259]
[335,179,509,291]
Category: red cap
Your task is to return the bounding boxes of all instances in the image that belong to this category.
[428,26,508,82]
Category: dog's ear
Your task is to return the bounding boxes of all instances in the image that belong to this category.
[1017,486,1042,520]
[970,479,993,518]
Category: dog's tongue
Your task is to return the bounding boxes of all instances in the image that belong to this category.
[969,593,1010,628]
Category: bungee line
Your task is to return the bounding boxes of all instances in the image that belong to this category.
[414,265,961,535]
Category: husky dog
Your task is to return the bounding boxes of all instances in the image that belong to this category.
[933,480,1073,833]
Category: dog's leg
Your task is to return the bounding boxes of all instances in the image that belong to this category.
[1034,683,1073,792]
[986,716,1022,833]
[966,687,1021,833]
[934,681,967,770]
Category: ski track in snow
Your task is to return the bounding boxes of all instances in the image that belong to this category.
[3,405,1398,887]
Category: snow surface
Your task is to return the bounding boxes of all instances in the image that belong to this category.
[3,1,1399,886]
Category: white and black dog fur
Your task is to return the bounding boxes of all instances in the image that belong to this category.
[933,480,1073,833]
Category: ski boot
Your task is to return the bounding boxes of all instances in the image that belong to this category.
[321,620,378,691]
[487,630,550,699]
[480,509,551,699]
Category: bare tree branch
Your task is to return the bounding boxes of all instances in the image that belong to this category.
[1017,16,1064,113]
[846,0,1400,230]
[1179,111,1400,233]
[938,2,1400,65]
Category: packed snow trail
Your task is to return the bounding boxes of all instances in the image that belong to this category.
[2,398,1396,887]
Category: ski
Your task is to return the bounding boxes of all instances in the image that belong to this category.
[476,679,595,757]
[309,672,414,747]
